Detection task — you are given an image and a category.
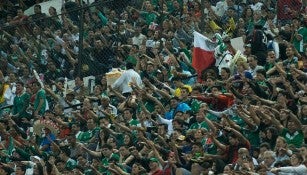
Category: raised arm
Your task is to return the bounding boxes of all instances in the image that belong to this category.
[293,76,307,92]
[81,145,102,157]
[265,110,284,132]
[247,106,261,126]
[223,114,241,131]
[108,85,126,102]
[283,77,297,99]
[144,79,172,101]
[50,115,69,128]
[287,109,302,129]
[251,94,275,105]
[203,111,217,134]
[112,120,133,134]
[209,132,227,151]
[291,66,307,78]
[236,106,258,129]
[142,90,166,114]
[108,163,129,175]
[225,126,249,145]
[146,140,167,167]
[275,62,287,77]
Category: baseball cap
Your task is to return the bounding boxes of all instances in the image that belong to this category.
[149,157,159,163]
[244,44,251,48]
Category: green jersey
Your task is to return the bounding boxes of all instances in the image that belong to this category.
[12,92,30,118]
[281,128,304,148]
[34,89,46,116]
[293,27,307,53]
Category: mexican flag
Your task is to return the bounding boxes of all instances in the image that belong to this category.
[192,31,216,81]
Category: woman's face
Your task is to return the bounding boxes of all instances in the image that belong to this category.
[302,105,307,115]
[107,138,116,147]
[171,131,180,140]
[83,99,91,110]
[49,7,56,16]
[237,64,245,72]
[220,68,229,80]
[193,2,200,10]
[198,103,208,114]
[194,129,203,139]
[300,147,307,158]
[279,110,288,121]
[92,158,100,167]
[131,164,140,174]
[275,138,286,149]
[266,130,272,139]
[223,165,232,174]
[246,8,253,16]
[100,76,107,86]
[241,83,252,94]
[290,155,300,166]
[267,51,276,63]
[206,78,215,87]
[94,86,102,95]
[124,135,131,145]
[162,20,169,29]
[163,4,168,11]
[122,12,129,20]
[238,18,245,26]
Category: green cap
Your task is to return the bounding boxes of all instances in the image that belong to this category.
[149,157,159,163]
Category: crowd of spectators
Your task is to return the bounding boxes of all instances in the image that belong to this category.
[0,0,307,174]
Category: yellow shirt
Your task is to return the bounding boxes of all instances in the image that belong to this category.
[0,84,9,103]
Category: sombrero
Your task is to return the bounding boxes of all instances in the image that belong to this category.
[33,119,59,136]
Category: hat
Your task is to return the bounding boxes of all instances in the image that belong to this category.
[268,8,275,13]
[181,85,192,93]
[244,71,253,80]
[177,135,186,141]
[33,119,59,136]
[244,44,251,48]
[228,6,236,11]
[145,40,154,48]
[222,32,230,42]
[147,61,154,65]
[66,89,75,96]
[149,157,159,163]
[30,156,41,162]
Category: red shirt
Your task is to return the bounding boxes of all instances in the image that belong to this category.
[277,0,302,20]
[151,169,163,175]
[226,141,251,164]
[58,127,71,139]
[196,94,234,111]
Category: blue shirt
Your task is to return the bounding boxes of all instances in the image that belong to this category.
[40,133,56,152]
[164,102,191,120]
